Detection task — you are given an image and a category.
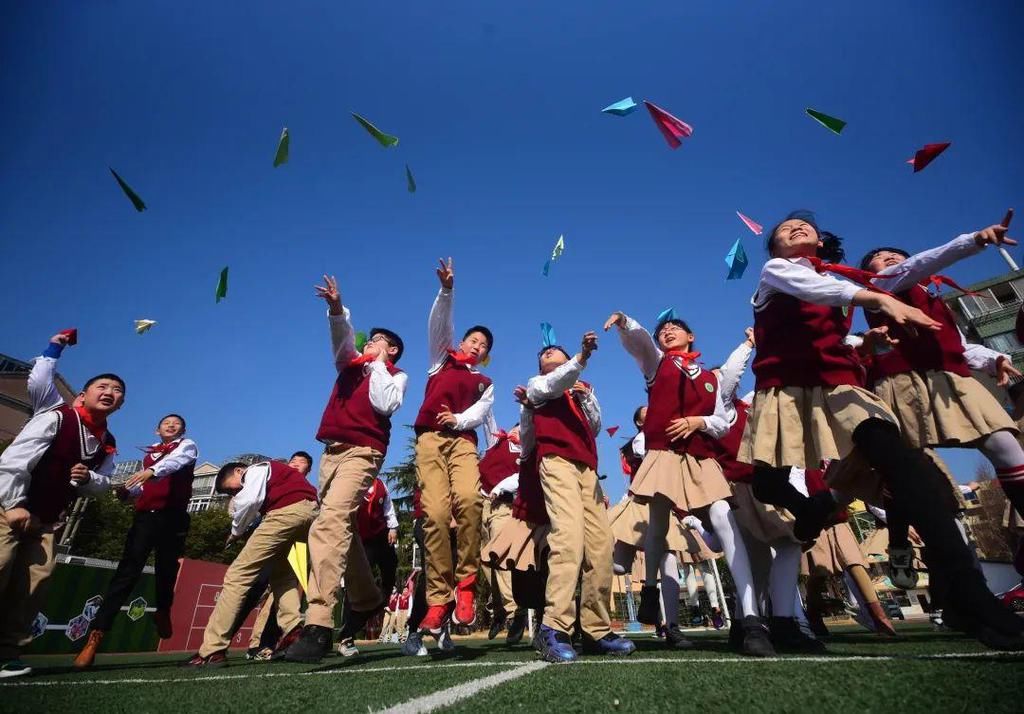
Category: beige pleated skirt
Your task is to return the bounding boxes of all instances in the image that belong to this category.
[873,370,1017,448]
[676,526,721,564]
[482,517,550,573]
[630,450,733,512]
[802,522,866,575]
[608,497,650,548]
[739,385,897,469]
[729,481,798,544]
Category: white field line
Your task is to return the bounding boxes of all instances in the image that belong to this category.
[2,650,1020,688]
[376,661,549,714]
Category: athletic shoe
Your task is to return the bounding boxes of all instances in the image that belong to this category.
[867,601,897,637]
[0,660,32,678]
[582,632,636,656]
[636,585,661,625]
[154,609,173,639]
[769,616,826,654]
[690,613,704,627]
[538,625,577,663]
[245,647,261,660]
[888,547,919,590]
[793,492,837,543]
[73,629,104,670]
[180,651,228,669]
[488,615,506,640]
[740,616,776,657]
[252,647,274,661]
[419,602,453,635]
[436,623,456,653]
[506,609,528,645]
[711,610,725,630]
[283,624,333,664]
[402,630,428,657]
[275,624,303,654]
[664,625,695,650]
[806,607,830,638]
[338,606,380,642]
[945,578,1024,651]
[453,575,477,626]
[728,615,744,651]
[336,637,359,657]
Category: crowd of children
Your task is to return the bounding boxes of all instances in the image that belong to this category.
[2,210,1024,677]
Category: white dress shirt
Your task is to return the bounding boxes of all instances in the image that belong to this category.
[372,480,400,530]
[630,431,646,460]
[870,234,983,294]
[526,357,602,435]
[27,355,64,415]
[753,258,863,311]
[230,462,271,537]
[126,438,200,497]
[330,307,407,416]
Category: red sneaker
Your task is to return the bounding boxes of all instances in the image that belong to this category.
[154,609,173,639]
[419,603,453,634]
[453,575,477,626]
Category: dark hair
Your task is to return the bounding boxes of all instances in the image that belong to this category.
[654,318,693,344]
[289,450,313,465]
[215,462,246,494]
[632,406,645,428]
[83,373,126,392]
[463,325,494,352]
[537,345,571,369]
[765,210,846,263]
[369,327,405,363]
[858,247,909,272]
[158,413,187,431]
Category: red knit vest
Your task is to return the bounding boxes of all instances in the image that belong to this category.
[316,362,404,455]
[512,450,548,525]
[479,436,521,493]
[27,404,115,524]
[356,477,389,539]
[532,383,598,470]
[135,440,195,512]
[714,401,755,483]
[753,293,862,389]
[414,356,492,446]
[643,360,719,458]
[261,461,317,514]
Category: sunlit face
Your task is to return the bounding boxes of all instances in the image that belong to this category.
[363,333,399,362]
[635,407,648,428]
[156,416,185,441]
[459,331,491,362]
[539,347,569,375]
[288,455,312,475]
[867,250,906,273]
[657,323,694,351]
[770,219,822,259]
[80,379,125,415]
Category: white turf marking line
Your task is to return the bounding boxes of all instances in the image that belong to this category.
[376,661,549,714]
[2,650,1020,689]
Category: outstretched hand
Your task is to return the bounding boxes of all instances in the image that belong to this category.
[973,209,1016,248]
[436,258,454,289]
[579,331,598,363]
[603,312,626,331]
[744,327,755,347]
[315,275,342,315]
[996,356,1022,387]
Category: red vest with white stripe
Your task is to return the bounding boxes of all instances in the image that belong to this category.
[317,362,404,456]
[864,284,970,383]
[512,450,548,525]
[532,383,598,470]
[136,440,195,512]
[643,359,719,458]
[357,477,390,539]
[414,356,492,446]
[260,461,317,514]
[713,400,755,483]
[479,436,520,493]
[753,293,862,389]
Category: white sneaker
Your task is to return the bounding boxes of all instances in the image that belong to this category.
[888,547,919,590]
[336,638,359,657]
[0,660,32,678]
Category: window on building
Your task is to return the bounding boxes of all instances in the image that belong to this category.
[958,290,1001,318]
[991,282,1021,308]
[984,331,1024,354]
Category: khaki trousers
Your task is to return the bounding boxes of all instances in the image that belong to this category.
[305,446,384,628]
[200,500,315,657]
[416,432,483,605]
[538,455,613,639]
[481,499,515,615]
[0,513,56,660]
[247,590,275,649]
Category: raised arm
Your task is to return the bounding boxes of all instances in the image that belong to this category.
[576,385,602,436]
[28,333,72,414]
[605,312,662,381]
[757,259,862,308]
[527,359,584,403]
[718,330,754,404]
[871,234,983,293]
[315,275,359,370]
[428,258,456,371]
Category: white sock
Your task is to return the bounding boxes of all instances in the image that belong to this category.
[660,553,681,626]
[768,541,802,618]
[645,497,671,585]
[706,500,757,618]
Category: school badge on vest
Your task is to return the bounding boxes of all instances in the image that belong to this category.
[704,382,714,393]
[842,306,849,317]
[478,383,485,393]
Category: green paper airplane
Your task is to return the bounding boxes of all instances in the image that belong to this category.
[805,108,846,135]
[109,168,146,212]
[352,113,399,148]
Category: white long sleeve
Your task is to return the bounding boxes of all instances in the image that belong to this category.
[230,463,271,537]
[0,410,61,510]
[480,408,499,450]
[367,362,408,416]
[616,316,663,382]
[329,308,360,371]
[753,258,862,310]
[699,378,730,439]
[79,452,114,496]
[518,405,536,454]
[148,438,199,479]
[452,383,495,434]
[578,386,602,436]
[788,467,810,497]
[717,342,753,405]
[427,288,455,373]
[381,486,399,530]
[961,330,1008,375]
[631,432,646,459]
[526,358,585,403]
[490,474,520,497]
[27,356,64,414]
[871,234,982,294]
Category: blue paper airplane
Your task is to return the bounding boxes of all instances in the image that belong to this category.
[541,322,558,348]
[602,97,639,116]
[725,239,749,280]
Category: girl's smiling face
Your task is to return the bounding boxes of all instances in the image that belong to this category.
[770,218,822,259]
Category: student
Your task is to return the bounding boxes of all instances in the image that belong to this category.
[184,460,318,668]
[414,258,497,634]
[286,274,406,663]
[401,493,457,656]
[526,331,635,663]
[604,311,772,656]
[742,210,1023,649]
[73,414,199,669]
[0,337,121,678]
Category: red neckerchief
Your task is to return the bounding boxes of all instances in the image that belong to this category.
[143,440,179,455]
[620,451,633,477]
[664,349,702,366]
[74,405,116,455]
[804,257,896,296]
[446,349,478,367]
[348,353,394,369]
[491,430,521,446]
[926,274,978,297]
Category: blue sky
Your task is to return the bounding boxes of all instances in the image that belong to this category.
[2,1,1022,499]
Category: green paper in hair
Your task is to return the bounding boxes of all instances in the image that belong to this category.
[354,331,368,352]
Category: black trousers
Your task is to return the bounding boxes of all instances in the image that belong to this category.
[92,509,190,632]
[342,531,399,626]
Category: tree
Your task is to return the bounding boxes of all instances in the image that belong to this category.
[183,507,236,564]
[71,493,134,560]
[382,430,418,587]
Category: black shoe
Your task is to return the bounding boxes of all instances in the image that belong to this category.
[488,615,506,640]
[728,616,743,652]
[944,595,1024,651]
[740,616,776,657]
[283,624,332,664]
[664,624,695,650]
[636,585,661,625]
[769,616,826,654]
[793,492,836,543]
[806,608,830,638]
[245,647,260,660]
[506,609,528,645]
[338,606,379,641]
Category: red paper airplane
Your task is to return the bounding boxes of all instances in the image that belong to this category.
[909,142,951,173]
[59,328,78,346]
[606,426,620,437]
[643,101,693,149]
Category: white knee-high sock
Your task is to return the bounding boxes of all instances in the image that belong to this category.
[768,541,802,618]
[683,564,700,607]
[660,553,681,626]
[706,500,757,618]
[702,567,719,610]
[645,497,671,585]
[684,515,723,552]
[613,541,636,576]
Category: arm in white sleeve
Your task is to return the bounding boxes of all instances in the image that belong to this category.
[382,487,399,530]
[578,387,602,436]
[452,383,495,433]
[78,452,114,496]
[427,288,455,372]
[756,259,862,309]
[149,439,199,479]
[631,431,646,459]
[872,234,983,294]
[961,330,1008,375]
[479,408,499,450]
[368,364,408,416]
[491,474,520,497]
[616,316,663,382]
[867,504,888,523]
[518,406,535,454]
[231,464,271,537]
[526,358,584,403]
[27,356,64,414]
[697,383,729,439]
[788,467,810,497]
[330,307,360,371]
[0,411,60,511]
[718,341,753,404]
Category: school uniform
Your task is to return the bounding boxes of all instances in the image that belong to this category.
[306,307,407,628]
[199,461,317,657]
[478,432,521,619]
[354,477,400,597]
[414,287,497,606]
[526,357,613,639]
[91,437,198,632]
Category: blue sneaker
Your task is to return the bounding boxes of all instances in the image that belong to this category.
[538,625,577,663]
[582,632,637,656]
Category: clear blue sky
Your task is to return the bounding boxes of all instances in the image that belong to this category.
[2,1,1022,499]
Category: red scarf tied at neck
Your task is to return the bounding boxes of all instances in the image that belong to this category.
[927,274,978,297]
[74,405,116,455]
[447,349,478,367]
[804,256,898,297]
[664,349,702,366]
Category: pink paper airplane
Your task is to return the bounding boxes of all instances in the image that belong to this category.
[643,100,693,149]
